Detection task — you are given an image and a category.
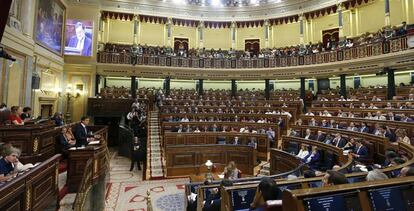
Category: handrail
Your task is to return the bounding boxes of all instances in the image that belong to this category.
[97,36,409,69]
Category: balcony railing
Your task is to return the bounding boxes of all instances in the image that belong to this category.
[97,36,409,69]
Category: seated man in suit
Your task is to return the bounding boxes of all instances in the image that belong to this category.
[359,122,369,133]
[321,119,330,128]
[74,116,92,147]
[381,126,397,142]
[315,130,325,142]
[59,127,76,151]
[233,136,240,145]
[203,179,233,211]
[347,122,359,132]
[331,133,347,148]
[350,139,368,160]
[174,124,183,133]
[323,134,333,144]
[303,129,315,140]
[304,146,320,170]
[0,103,10,124]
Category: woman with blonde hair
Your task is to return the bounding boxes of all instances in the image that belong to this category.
[224,161,240,180]
[396,129,411,145]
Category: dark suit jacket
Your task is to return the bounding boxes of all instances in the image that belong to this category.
[355,145,368,158]
[202,193,221,211]
[305,152,320,169]
[59,134,73,149]
[304,134,315,140]
[333,138,347,148]
[0,109,10,124]
[68,35,92,56]
[385,131,397,142]
[315,135,326,142]
[360,126,369,133]
[74,123,89,147]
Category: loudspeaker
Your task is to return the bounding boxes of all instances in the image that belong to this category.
[0,0,12,43]
[32,75,40,90]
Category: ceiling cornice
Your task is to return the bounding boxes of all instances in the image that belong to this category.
[68,0,350,21]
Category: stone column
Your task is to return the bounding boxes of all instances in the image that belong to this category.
[264,19,269,48]
[264,79,270,100]
[198,79,203,96]
[164,77,171,96]
[386,68,395,100]
[21,0,35,36]
[231,79,237,97]
[133,15,139,45]
[300,77,306,111]
[98,13,103,43]
[198,21,204,48]
[95,75,101,96]
[340,74,347,98]
[338,4,344,38]
[299,14,304,45]
[166,18,172,47]
[231,21,236,49]
[385,0,391,26]
[131,76,137,99]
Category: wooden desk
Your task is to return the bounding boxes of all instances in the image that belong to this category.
[0,154,61,211]
[200,141,414,211]
[165,144,255,177]
[0,121,58,163]
[66,126,109,192]
[164,132,268,160]
[283,176,414,211]
[269,149,304,175]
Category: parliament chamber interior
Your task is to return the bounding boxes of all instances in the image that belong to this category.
[1,0,414,210]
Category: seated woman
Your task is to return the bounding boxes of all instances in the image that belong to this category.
[59,127,76,150]
[396,129,411,145]
[223,161,240,180]
[8,106,24,125]
[250,177,282,210]
[0,147,20,182]
[303,146,320,170]
[297,144,310,160]
[51,112,64,126]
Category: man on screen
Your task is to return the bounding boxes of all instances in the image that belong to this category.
[68,22,92,56]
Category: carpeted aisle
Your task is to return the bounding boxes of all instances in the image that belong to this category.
[105,151,188,211]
